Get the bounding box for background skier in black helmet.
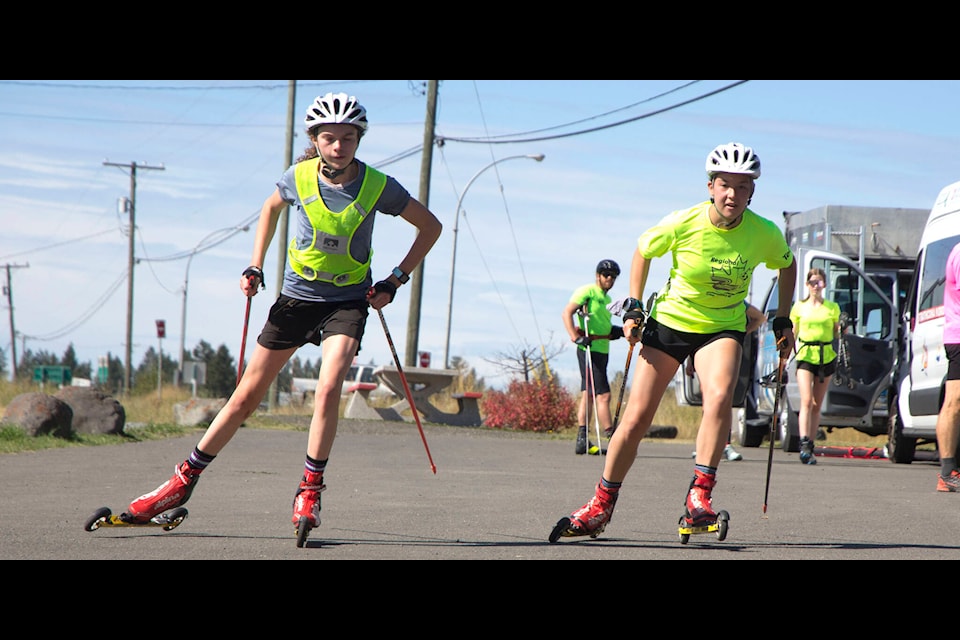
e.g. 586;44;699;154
562;259;625;454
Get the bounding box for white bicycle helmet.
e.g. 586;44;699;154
705;142;761;179
304;92;368;136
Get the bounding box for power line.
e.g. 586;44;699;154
438;80;750;144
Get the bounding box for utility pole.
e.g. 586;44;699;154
3;262;28;380
104;160;165;396
267;80;297;412
405;80;438;368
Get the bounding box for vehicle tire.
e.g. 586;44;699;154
735;409;765;448
887;395;917;464
779;407;800;452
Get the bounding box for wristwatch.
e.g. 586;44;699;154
391;266;410;284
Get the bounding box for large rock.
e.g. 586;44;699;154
3;393;73;438
54;386;125;435
174;398;227;427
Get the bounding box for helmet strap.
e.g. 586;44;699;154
316;145;355;180
710;202;743;229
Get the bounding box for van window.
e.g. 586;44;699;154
918;236;960;314
818;260;893;339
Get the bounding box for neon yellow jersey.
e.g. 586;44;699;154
790;298;841;365
639;201;793;334
569;283;612;355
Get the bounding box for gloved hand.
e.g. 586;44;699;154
242;266;265;291
773;316;794;355
609;325;624;340
575;335;592;348
367;279;397;303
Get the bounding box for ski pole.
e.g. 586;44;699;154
612;303;647;432
580;304;604;455
376;306;437;475
612;341;634;430
237;280;254;386
762;353;787;514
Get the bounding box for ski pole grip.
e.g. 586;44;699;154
772;316;793;349
242;266;265;291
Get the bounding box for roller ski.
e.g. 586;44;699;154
85;460;200;533
292;470;325;548
548;482;617;542
84;506;188;532
677;469;729;544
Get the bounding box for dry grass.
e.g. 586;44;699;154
0;379;891;451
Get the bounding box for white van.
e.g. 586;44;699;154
889;180;960;462
290;363;393;400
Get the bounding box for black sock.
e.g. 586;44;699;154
186;447;215;471
305;455;327;475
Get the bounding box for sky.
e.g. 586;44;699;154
1;79;959;393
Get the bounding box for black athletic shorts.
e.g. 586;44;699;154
947;344;960;381
797;359;837;378
577;348;611;395
641;316;745;365
257;294;368;351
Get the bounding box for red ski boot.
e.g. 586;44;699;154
549;483;619;541
291;470;326;528
126;461;201;523
682;469;717;527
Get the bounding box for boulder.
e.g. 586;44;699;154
174;397;226;427
54;386;125;435
3;392;73;438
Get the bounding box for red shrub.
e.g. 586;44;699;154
481;378;577;433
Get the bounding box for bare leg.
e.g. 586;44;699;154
197;343;297;455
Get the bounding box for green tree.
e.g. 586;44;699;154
206;344;236;398
105;352;125;395
16;348;59;382
133;347;179;394
0;345;7;378
61;343;92;380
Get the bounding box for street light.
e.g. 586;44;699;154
178;225;250;387
443;153;545;369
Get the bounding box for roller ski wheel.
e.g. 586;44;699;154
548;516;605;543
677;509;729;544
295;516;313;548
83;506;189;532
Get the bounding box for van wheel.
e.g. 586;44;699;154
887;396;917;464
735;409;765;448
779;407;800;452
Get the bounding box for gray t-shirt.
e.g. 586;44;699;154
276;160;410;302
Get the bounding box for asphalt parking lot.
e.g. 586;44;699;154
3;417;959;560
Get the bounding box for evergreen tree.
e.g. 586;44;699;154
61;343;92;380
206;344;236;398
133;347;180;394
106;352;125;395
